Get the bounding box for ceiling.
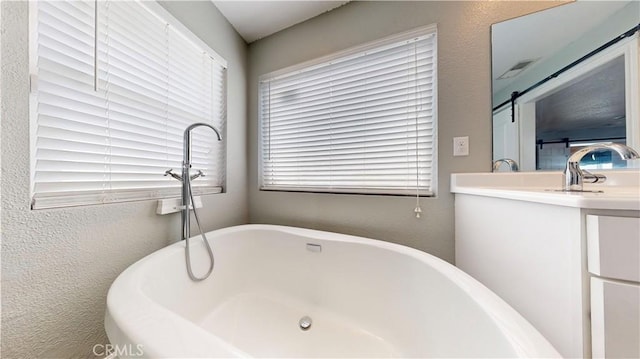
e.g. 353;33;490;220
212;1;349;43
536;56;625;139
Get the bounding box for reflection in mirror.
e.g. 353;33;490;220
536;56;626;170
491;1;639;171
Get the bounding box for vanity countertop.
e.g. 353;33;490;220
451;171;640;211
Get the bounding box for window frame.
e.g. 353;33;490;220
258;25;438;197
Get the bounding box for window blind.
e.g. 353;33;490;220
259;28;437;195
31;0;226;209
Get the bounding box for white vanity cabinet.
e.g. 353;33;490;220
451;171;640;359
587;215;640;358
454;194;587;357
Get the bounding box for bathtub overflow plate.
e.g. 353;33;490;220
299;316;312;331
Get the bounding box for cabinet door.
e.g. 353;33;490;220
591;277;640;358
587;215;640;282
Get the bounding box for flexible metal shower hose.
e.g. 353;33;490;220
184;180;215;281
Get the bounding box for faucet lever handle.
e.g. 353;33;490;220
582;170;606;184
190;170;205;181
164;169;183;181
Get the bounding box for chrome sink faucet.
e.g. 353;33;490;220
492;158;519;172
563;143;639;191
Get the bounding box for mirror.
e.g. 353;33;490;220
491;1;639;171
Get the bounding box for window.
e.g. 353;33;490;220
30;0;227;209
259;26;437;196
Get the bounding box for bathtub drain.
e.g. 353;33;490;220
299;316;312;331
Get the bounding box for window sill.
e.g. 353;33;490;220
259;186;434;197
31;186;223;210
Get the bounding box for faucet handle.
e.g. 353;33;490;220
190;170;205;181
582;169;606;184
164;169;183;181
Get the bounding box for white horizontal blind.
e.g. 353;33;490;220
31;0;226;209
259;29;437;195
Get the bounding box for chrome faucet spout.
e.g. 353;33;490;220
563;143;639;191
183;123;222;167
492;158;519;172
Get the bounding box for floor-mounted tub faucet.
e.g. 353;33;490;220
492;158;519;172
563;143;639;191
181;123;222;241
165;123;222;281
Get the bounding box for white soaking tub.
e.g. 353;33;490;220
105;224;560;358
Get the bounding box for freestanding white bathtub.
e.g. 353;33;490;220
105;224;560;358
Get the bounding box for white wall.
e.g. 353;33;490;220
247;1;562;262
0;1;247;358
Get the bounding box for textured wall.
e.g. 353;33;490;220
0;2;248;358
247;1;562;263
